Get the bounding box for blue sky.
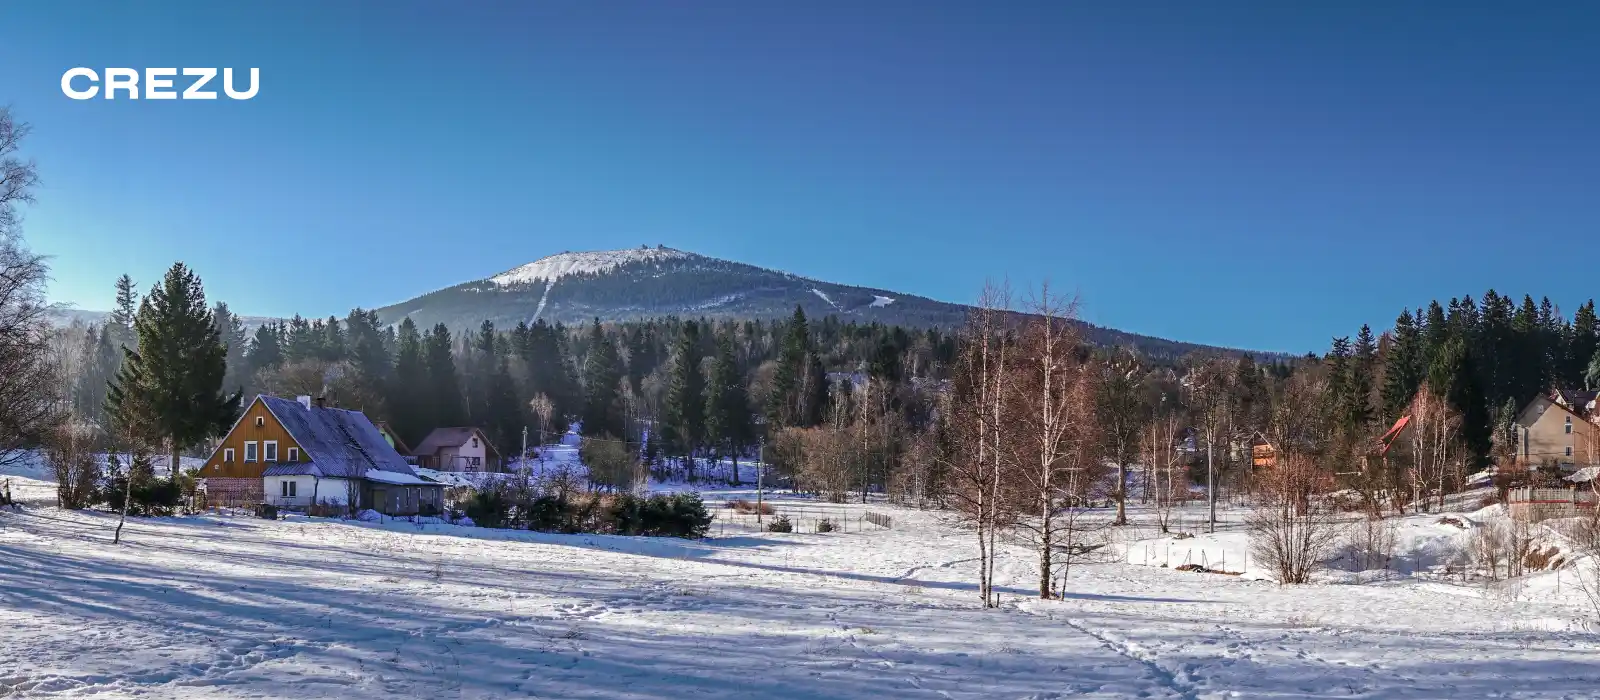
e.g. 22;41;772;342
2;1;1597;353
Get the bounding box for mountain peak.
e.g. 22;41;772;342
489;246;696;286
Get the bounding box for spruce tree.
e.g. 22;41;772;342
1571;301;1598;387
212;302;249;395
107;263;242;477
1381;309;1423;422
1428;338;1492;467
108;274;139;348
425;323;466;427
245;322;284;380
1349;325;1376;431
580;320;625;438
663;320;706;463
390;318;430;445
704;331;751;484
344;309;391;416
766;306;808;427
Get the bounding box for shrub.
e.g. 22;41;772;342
767;514;793;533
523;494;569;532
465;488;510;529
100;455;184;517
729;499;774;515
666;493;713;539
816;518;836;533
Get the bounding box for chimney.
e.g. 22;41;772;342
296;395;312;410
314;396;326;409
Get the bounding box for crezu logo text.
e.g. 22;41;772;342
61;68;259;100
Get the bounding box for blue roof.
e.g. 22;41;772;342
257;396;423;481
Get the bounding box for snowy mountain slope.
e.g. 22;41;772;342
375;246;1249;360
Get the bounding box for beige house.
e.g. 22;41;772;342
1512;394;1600;471
414;427;502;472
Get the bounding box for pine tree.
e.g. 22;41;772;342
580;320;626;438
245;322;284;381
107;263;242;476
663;320;706;464
1571;301;1598;388
1349;325;1376;431
766;306;808;427
485;355;526;461
212;301;249;395
1428;337;1492;467
108;274;139;348
1381;309;1424;423
344;309;391;416
704;331;751;484
390;318;430;446
425;323;466;427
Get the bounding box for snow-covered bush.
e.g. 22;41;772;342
356;509;382;522
815;518;836;533
767;514;793;533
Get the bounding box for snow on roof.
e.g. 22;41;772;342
364;470;437;486
1566;466;1600;483
489;247;691;286
262;463;324;478
258;395;419;481
413;427;500;458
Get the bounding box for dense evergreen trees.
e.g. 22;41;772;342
107;263;242;471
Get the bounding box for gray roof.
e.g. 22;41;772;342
257;395;423;481
261;462;324;478
414;427;500;458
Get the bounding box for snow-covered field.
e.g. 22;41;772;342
6;484;1600;699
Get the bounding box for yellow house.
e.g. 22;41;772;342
1513;394;1600;471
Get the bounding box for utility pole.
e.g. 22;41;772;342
755;415;767;528
757;432;766;528
521;426;529;473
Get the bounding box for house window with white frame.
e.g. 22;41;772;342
287;447;299;462
224;448;235;463
264;440;278;462
244;441;258;463
1566;416;1573;434
280;480;297;498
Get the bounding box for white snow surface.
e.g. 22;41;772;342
489;247;692;287
6;487;1600;698
810;288;840;310
870;295;895;307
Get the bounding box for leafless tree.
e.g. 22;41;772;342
1185;357;1233;532
46;421;101;509
942;281;1015;608
0;108;58;469
1249;370;1341;584
1003;285;1099;599
1407;384;1462;513
1095;350;1147;526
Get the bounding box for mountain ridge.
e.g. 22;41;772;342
374;246;1268;362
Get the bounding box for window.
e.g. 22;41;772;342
280;480;297;498
264;441;278;462
1567;446;1574;457
1566;417;1573;434
255;416;265;427
471;456;481;466
471;437;479;448
287;447;299;462
224;448;235;463
244;441;258;462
